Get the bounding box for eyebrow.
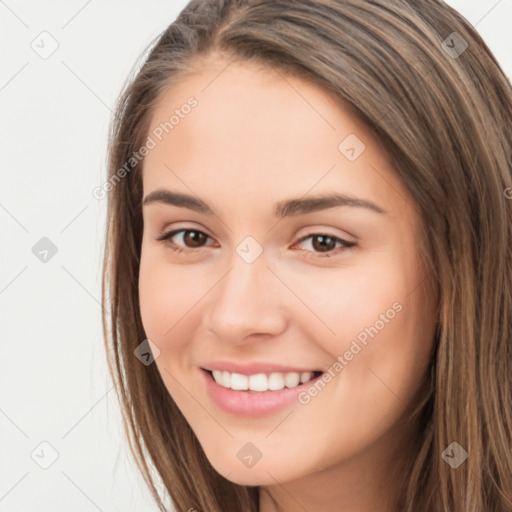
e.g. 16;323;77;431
142;189;387;217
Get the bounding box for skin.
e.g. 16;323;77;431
138;54;438;512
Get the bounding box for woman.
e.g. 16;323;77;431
101;1;512;510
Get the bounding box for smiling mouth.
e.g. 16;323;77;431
202;368;323;392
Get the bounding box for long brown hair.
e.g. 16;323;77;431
101;1;512;510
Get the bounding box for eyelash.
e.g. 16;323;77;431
155;228;357;258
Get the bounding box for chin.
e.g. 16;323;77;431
218;467;279;486
205;451;304;486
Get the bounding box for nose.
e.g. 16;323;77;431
204;251;288;345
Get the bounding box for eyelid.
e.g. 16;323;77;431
156;227;217;247
156;227;357;257
296;229;357;245
292;232;357;256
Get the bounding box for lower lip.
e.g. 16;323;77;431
201;369;322;417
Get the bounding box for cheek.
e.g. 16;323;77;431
138;256;203;416
138;248;219;363
284;257;409;350
137;250;223;434
291;255;435;396
350;290;433;410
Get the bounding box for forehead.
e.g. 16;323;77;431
142;59;410;216
149;62;343;148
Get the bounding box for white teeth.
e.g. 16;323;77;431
249;373;268;392
210;370;318;391
284;372;300;388
300;371;314;384
230;373;249;390
268;372;284;390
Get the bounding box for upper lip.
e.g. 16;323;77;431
200;361;323;375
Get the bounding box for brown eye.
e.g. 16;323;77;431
294;233;356;257
182;230;208;247
156;229;214;252
311;235;338;252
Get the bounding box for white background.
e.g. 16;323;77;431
1;1;511;511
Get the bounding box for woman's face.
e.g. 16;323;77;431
138;57;437;490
